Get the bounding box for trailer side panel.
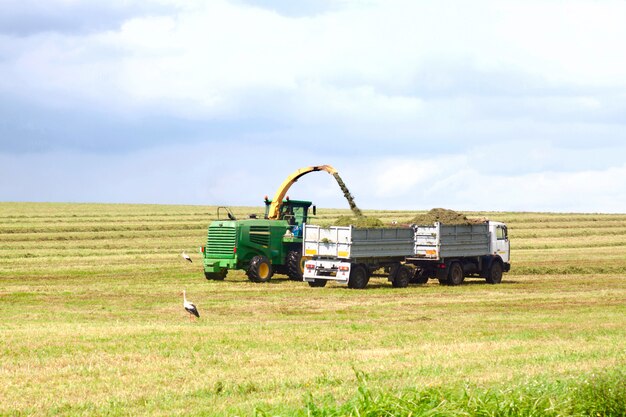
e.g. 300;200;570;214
303;225;413;259
439;224;490;258
414;223;490;259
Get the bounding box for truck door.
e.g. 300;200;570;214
494;225;510;263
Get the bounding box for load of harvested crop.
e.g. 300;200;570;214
327;209;484;228
411;208;486;225
333;215;384;227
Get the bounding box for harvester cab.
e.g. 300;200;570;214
263;197;314;237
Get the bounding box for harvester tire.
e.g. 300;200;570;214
392;265;411;288
308;279;327;288
348;264;369;289
486;260;503;284
247;255;273;283
286;251;305;281
205;269;227;281
447;262;464;286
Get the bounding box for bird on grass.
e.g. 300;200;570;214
182;290;200;321
181;251;192;263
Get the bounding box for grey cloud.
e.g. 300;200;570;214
0;0;178;36
0;95;289;154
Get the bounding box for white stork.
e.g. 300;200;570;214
182;290;200;321
181;251;192;263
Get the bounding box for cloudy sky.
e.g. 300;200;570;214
1;0;625;213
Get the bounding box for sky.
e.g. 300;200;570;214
1;0;625;213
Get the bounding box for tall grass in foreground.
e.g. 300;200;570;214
257;370;625;417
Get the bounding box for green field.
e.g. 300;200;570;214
1;202;624;416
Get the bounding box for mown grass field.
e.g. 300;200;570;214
0;202;624;416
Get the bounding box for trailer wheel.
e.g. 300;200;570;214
308;279;327;288
247;255;273;283
486;261;503;284
392;265;411;288
447;262;464;286
286;251;305;281
348;264;369;289
205;269;227;281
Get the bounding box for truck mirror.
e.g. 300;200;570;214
313;205;316;216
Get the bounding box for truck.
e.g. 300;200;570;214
201;165;340;283
302;221;510;289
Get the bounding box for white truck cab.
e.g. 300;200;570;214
490;222;510;264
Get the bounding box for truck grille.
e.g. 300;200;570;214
207;226;236;256
249;225;270;247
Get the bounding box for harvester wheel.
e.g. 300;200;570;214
247;255;273;283
308;279;327;288
486;260;503;284
348;264;369;289
204;269;227;281
286;251;305;281
447;262;464;286
392;265;410;288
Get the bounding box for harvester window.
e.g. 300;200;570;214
292;206;304;224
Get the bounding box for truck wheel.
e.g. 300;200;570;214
392;265;410;288
286;251;305;281
486;261;503;284
348;264;369;289
204;269;227;281
247;255;273;283
308;279;327;288
447;262;464;286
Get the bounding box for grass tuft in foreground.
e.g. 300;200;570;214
255;369;625;417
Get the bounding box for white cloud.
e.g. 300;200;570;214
489;0;626;86
5;0;626;119
342;142;626;213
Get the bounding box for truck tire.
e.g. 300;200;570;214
486;260;503;284
392;265;410;288
308;279;327;288
447;262;464;286
247;255;273;283
348;264;369;289
205;269;227;281
286;251;305;281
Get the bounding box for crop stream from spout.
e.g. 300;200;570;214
332;172;363;217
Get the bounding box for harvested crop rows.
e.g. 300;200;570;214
0;202;624;416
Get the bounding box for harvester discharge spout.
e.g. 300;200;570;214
266;165;362;220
